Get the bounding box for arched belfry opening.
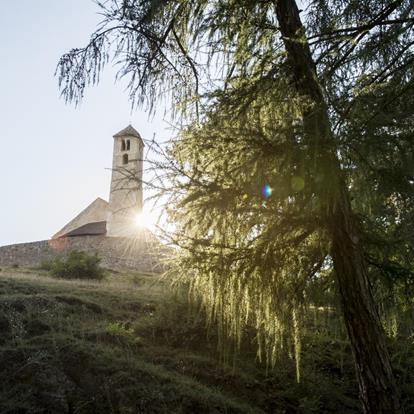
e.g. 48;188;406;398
122;154;129;164
121;140;126;151
126;140;130;150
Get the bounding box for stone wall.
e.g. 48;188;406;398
0;234;164;272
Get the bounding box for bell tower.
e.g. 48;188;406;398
107;125;144;237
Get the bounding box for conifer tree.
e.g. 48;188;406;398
57;1;414;412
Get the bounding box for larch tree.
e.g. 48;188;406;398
57;1;414;412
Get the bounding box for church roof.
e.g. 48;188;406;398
113;125;143;141
62;221;107;238
52;197;108;239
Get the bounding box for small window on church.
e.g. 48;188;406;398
123;154;129;164
126;140;130;150
121;140;126;151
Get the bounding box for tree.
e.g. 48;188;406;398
57;1;414;412
274;2;401;412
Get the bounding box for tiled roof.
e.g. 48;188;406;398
113;125;142;140
62;221;107;238
52;198;108;239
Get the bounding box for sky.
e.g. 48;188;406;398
0;1;170;246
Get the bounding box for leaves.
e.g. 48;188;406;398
57;0;414;381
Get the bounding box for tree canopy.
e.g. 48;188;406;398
57;1;414;412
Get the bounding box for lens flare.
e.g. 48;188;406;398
134;210;156;230
262;184;272;199
291;176;305;192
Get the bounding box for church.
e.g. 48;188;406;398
0;125;160;272
53;125;145;239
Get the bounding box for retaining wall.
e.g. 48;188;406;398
0;234;163;272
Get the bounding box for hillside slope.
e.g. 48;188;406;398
0;267;397;413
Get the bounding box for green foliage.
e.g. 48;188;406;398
38;259;52;271
137;289;211;350
57;1;414;407
106;321;139;345
46;250;106;280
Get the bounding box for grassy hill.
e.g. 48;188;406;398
0;266;411;413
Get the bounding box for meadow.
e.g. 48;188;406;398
0;266;412;413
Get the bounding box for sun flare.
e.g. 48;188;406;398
134;210;157;230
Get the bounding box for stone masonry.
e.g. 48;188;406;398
0;234;164;272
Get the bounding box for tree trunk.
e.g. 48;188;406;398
330;184;402;413
274;0;402;412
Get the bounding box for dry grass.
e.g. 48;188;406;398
0;266;263;414
3;265;410;413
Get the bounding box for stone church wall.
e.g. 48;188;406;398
0;235;164;273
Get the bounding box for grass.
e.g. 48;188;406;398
0;268;262;414
0;266;412;413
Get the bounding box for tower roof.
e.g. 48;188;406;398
113;125;143;140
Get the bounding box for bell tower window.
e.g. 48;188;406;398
122;154;129;164
121;140;126;151
126;140;130;150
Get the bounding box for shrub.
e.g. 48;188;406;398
48;250;106;280
38;260;52;271
106;322;139;345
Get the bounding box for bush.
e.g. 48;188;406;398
106;322;140;345
47;250;106;280
38;260;52;271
